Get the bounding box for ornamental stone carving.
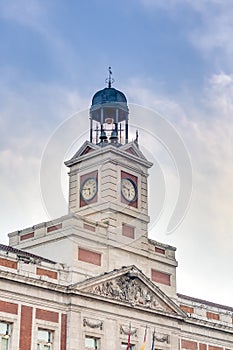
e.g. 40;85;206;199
87;274;167;311
120;325;137;337
83;318;103;330
155;334;169;343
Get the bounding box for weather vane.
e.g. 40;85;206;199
106;66;115;88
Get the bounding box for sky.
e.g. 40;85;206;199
0;0;233;306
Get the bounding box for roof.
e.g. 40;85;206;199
91;87;127;106
0;244;56;264
177;293;233;312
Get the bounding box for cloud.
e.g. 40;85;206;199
139;0;233;70
189;5;233;68
122;73;233;304
0;1;80;80
0;0;45;30
0;68;89;239
127;73;233;244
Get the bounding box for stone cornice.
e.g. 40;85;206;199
0;270;67;293
183;315;233;334
65;142;153;169
1;270;233;334
148;238;176;252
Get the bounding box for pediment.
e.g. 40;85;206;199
73;266;186;317
121;142;150;163
65;141;99;166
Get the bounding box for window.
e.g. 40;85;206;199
0;322;10;350
37;329;53;350
121;343;135;350
85;336;99;350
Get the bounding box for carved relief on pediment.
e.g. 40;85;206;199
86;274;170;312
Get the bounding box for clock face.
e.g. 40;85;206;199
80;178;97;201
121;178;137;202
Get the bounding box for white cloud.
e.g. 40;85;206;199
124;77;231;239
124;78;187;124
139;0;233;70
190;8;233;66
122;74;233;305
0;0;45;30
0;1;80;79
0;69;89;240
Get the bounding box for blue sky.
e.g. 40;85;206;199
0;1;233;306
0;1;210;93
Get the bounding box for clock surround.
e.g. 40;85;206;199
121;170;138;208
80;170;98;207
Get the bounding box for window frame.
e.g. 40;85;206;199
85;335;100;350
37;328;53;350
0;321;11;350
121;342;136;350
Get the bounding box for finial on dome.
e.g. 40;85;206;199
105;66;115;88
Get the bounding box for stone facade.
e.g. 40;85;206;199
0;242;233;349
1;85;233;350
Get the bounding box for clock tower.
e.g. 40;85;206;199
65;72;153;244
9;71;178;297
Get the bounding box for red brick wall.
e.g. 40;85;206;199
155;247;165;254
78;248;101;266
180;304;194;314
151;269;171;286
36;267;58;279
181;341;223;350
0;300;18;314
206;311;220;320
83;223;96;232
36;308;59;323
122;224;135;239
60;314;67;350
47;223;62;233
181;339;197;350
20;232;34;241
0;257;17;269
19;305;33;350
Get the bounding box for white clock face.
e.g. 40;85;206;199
81;178;97;201
121;178;137;202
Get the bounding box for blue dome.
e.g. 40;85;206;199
91;87;127;106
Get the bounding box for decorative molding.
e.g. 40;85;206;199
83;318;103;330
155;334;169;343
120;325;137;337
87;272;169;312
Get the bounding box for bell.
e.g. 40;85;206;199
99;130;108;143
109;130;118;143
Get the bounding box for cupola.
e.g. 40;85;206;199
89;67;129;146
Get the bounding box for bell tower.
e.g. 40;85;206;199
89;67;129;146
65;69;153;242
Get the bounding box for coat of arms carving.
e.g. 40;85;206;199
87;274;170;312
